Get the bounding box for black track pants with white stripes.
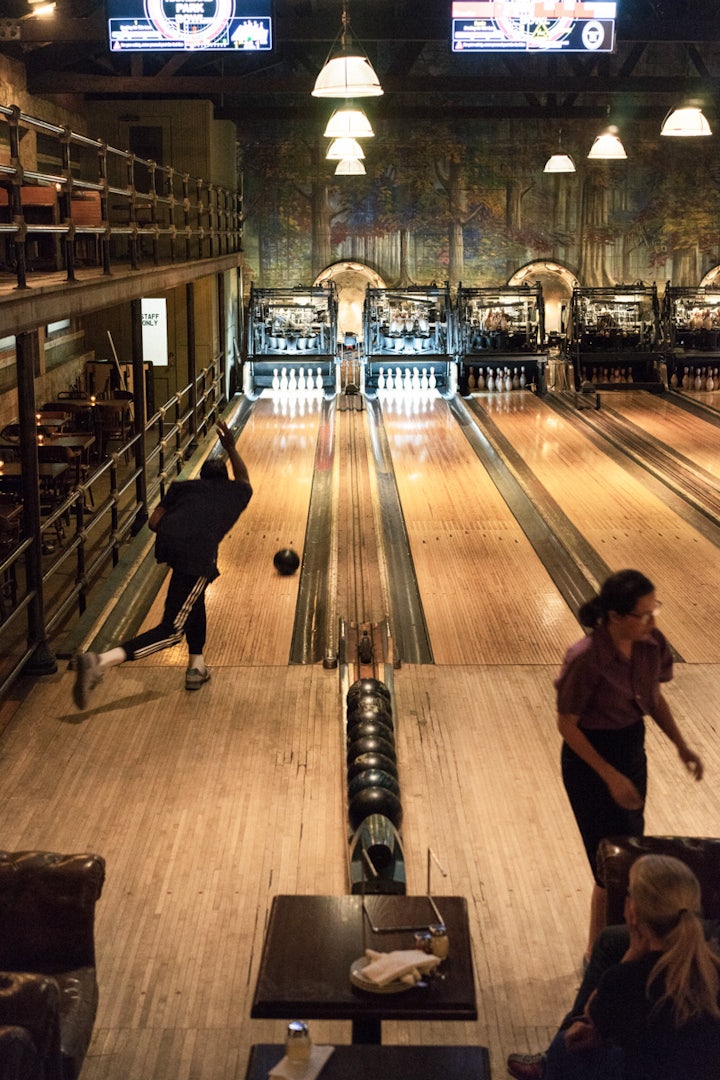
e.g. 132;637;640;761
121;570;209;660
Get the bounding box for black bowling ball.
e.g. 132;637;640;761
348;786;403;830
347;679;391;706
347;768;400;799
347;752;399;782
346;720;392;745
347;694;392;723
346;735;396;766
347;709;394;736
273;548;300;575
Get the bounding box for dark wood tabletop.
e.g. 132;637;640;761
0;461;69;480
245;1043;491;1080
251;895;477;1043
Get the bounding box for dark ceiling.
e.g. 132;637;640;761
1;1;719;126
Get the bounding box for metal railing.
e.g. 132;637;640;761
0;103;242;288
0;361;223;698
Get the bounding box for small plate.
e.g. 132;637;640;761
349;955;416;994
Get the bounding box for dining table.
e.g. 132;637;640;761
244;1043;491;1080
251;894;477;1044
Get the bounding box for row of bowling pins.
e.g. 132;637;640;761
468;366;527;391
581;366;635;383
672;366;720;392
377;366;437;392
272;367;324;393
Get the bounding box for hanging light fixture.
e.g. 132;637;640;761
335;158;366;175
324;105;374;139
587;126;627;160
660;106;712;136
544;131;575;173
326;137;365;161
312;2;383;99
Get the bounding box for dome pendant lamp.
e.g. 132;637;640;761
312;2;383;99
544;131;575;173
323;105;375;139
587;126;627;160
660;106;712;137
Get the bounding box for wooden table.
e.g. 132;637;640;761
0;460;69;486
251;895;477;1044
245;1043;491;1080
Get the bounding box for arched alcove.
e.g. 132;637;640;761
699;265;720;288
314;261;387;343
508;260;578;334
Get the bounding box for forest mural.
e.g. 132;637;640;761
239;114;720;292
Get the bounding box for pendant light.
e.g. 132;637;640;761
312;2;383;99
587;126;627;160
544;132;575;173
326;137;365;161
324;105;374;139
660;106;712;137
335;159;366;175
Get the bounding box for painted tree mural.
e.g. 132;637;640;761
239;114;720;292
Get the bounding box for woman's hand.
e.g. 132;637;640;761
564;1019;600;1052
606;771;643;810
216;420;234;450
678;745;704;781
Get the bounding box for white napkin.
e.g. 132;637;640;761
360;947;441;987
268;1044;334;1080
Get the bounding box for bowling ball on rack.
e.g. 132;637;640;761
347;678;391;706
347;707;394;735
273;548;300;575
347;752;398;782
346;734;396;766
346;720;391;745
347;768;400;799
346;694;392;723
348;786;403;830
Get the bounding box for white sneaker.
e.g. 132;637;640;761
185;667;211;691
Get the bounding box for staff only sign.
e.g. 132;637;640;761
141;298;169;366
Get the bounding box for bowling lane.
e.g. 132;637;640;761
477;391;720;663
136;393;323;668
378;394;579;665
608;390;720;478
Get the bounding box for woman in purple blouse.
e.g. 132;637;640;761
555;569;704;963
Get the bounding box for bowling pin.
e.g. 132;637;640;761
486;369;494;393
289;367;297;392
272;368;280;391
386;368;394;391
682;366;689;389
316;368;323;391
706;368;714;392
395;367;402;391
421;368;429;391
280;367;288;392
476;367;485;391
298;367;306;391
429;368;437;390
468;367;476;390
695;368;703;392
404;368;412;393
412;367;420;392
504;368;512;392
519;366;526;389
378;366;386;391
512;367;520;390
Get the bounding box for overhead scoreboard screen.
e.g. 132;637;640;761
107;0;273;52
452;1;617;53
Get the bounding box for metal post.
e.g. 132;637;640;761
130;298;148;531
16;331;56;674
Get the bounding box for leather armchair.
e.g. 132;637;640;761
597;835;720;928
0;851;105;1080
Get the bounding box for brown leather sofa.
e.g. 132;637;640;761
597;834;720;928
0;851;106;1080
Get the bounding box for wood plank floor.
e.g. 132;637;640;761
1;386;719;1080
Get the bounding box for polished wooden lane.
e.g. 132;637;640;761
476;391;720;663
609;389;720;479
379;395;580;665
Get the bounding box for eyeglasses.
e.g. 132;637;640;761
626;601;662;625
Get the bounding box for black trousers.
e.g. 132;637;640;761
121;570;209;660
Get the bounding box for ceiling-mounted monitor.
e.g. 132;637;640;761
108;0;273;52
452;1;617;54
